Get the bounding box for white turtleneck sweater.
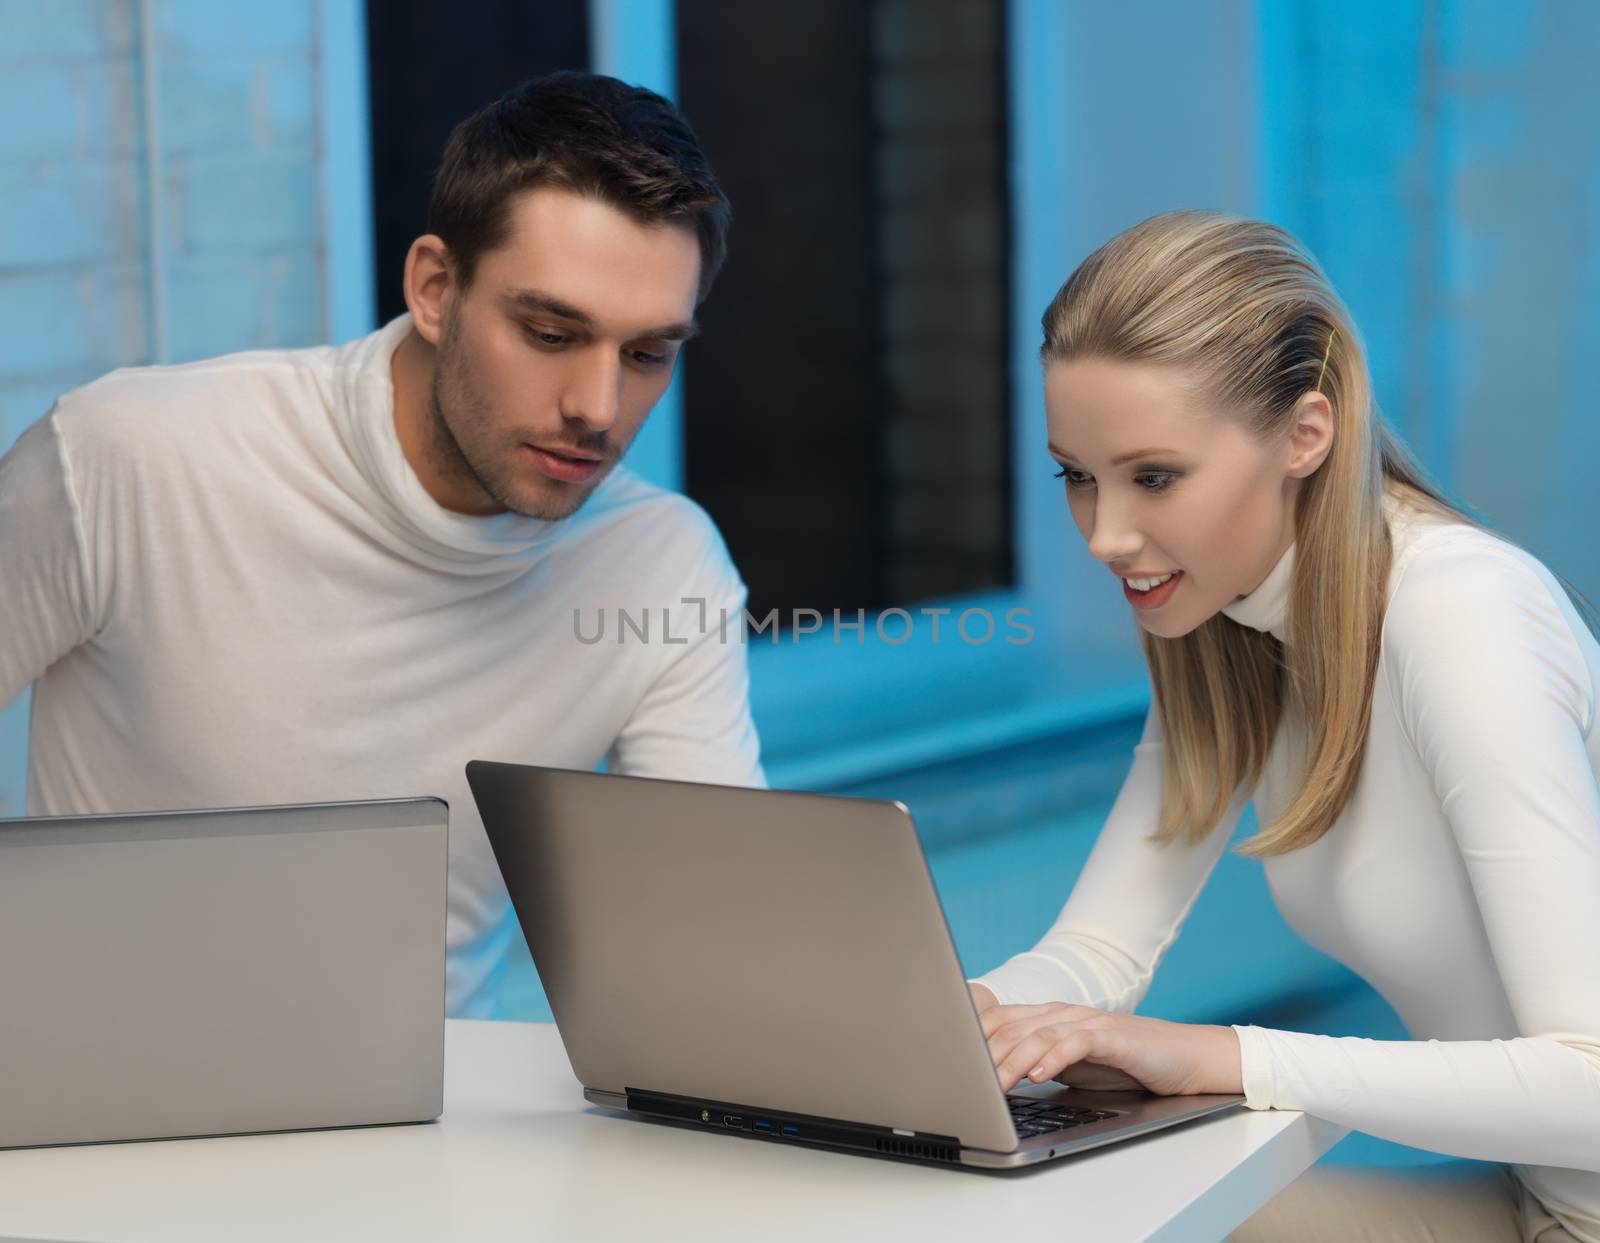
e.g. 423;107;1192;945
0;314;765;1016
977;492;1600;1242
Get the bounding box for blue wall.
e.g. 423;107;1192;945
2;14;1597;1178
7;2;1597;807
0;0;370;814
1262;0;1600;602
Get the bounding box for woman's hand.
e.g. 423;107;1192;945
978;1000;1243;1097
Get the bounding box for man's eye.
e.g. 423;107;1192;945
525;326;569;347
629;347;671;368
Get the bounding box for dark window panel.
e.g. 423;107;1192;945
677;0;886;621
365;1;590;326
678;0;1011;624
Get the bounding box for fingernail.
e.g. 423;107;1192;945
1028;1066;1045;1080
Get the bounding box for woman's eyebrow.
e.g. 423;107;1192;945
1049;445;1183;465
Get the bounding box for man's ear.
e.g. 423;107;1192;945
1286;390;1335;479
402;234;455;346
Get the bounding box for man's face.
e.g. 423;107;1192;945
1044;356;1299;639
429;186;702;520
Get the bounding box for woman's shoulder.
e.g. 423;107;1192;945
1379;489;1598;725
1383;487;1553;604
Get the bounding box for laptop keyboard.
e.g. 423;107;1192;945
1007;1095;1121;1138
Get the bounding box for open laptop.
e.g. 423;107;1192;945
0;798;449;1149
467;761;1243;1170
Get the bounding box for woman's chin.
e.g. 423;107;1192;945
1134;609;1204;639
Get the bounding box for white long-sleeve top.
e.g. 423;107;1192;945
976;491;1600;1242
0;313;765;1016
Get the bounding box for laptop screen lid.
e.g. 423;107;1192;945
467;761;1016;1152
0;798;448;1149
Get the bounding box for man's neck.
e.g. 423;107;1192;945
390;327;435;488
389;327;500;516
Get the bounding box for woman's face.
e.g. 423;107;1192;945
1043;355;1329;639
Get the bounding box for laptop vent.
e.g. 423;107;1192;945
874;1136;958;1163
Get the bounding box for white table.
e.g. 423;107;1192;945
0;1020;1345;1242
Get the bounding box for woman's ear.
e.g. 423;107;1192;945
1285;391;1335;479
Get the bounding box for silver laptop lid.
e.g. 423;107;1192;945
468;762;1016;1152
0;798;448;1149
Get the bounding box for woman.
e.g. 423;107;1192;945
967;211;1600;1242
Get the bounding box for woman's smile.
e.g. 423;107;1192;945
1122;569;1184;610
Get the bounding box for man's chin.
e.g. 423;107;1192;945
497;476;607;522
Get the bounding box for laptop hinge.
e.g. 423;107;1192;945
625;1087;962;1163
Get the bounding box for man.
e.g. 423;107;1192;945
0;72;765;1016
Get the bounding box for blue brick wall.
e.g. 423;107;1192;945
0;0;328;434
1261;0;1600;608
1189;0;1598;1171
0;0;335;814
0;2;145;456
4;7;1598;1107
153;0;325;362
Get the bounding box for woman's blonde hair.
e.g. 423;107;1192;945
1042;209;1593;858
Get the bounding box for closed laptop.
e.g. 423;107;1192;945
0;798;448;1149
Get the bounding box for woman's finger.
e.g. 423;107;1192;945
978;1002;1056;1039
987;1008;1058;1045
985;1010;1085;1067
978;1001;1098;1040
995;1024;1090;1092
1015;1026;1114;1089
983;1003;1099;1050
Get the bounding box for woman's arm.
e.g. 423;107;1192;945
973;700;1246;1010
1230;542;1600;1172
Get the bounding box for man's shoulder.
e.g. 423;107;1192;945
571;467;740;588
50;341;338;457
586;465;716;530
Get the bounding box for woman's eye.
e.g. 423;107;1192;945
1051;466;1178;492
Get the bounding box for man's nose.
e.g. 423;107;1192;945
559;346;622;432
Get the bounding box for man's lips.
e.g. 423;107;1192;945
525;444;603;483
529;441;602;462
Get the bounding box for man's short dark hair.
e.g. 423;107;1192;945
427;71;730;303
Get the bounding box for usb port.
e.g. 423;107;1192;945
781;1124;799;1136
754;1120;772;1131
